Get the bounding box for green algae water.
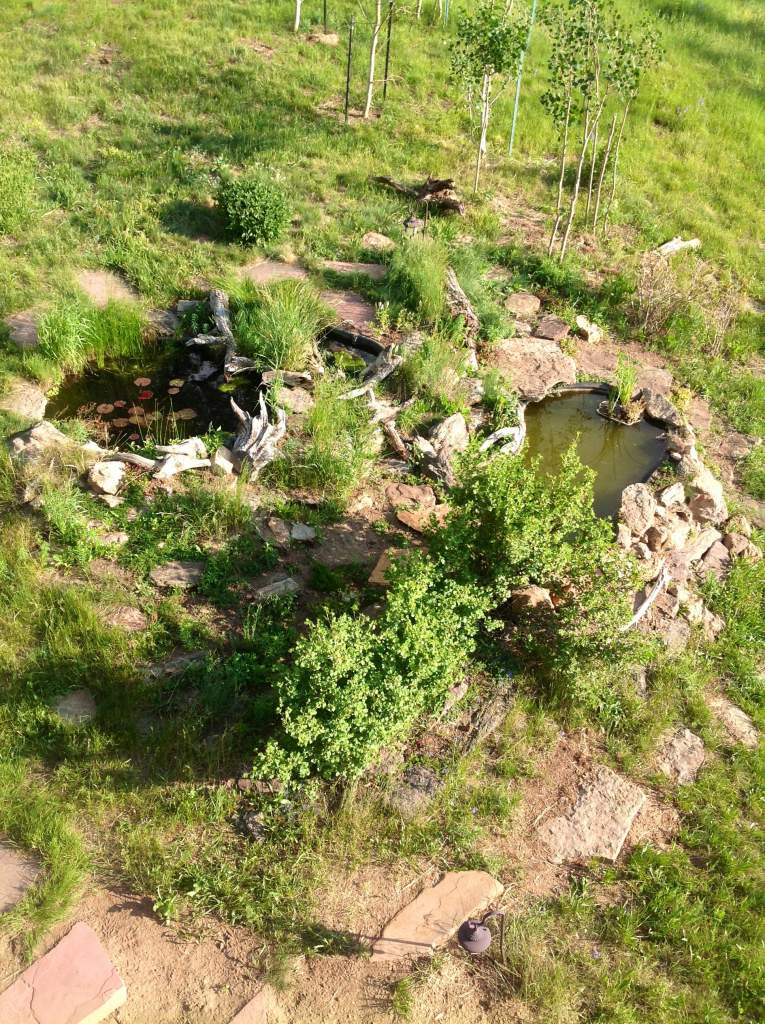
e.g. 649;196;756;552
524;391;667;519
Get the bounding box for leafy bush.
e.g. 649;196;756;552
233;280;335;370
387;237;448;323
217;171;289;246
257;553;491;782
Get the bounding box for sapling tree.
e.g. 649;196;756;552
364;0;384;118
294;0;302;33
450;0;528;193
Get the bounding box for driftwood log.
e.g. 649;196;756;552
372;175;465;215
621;564;671;632
445;269;479;369
187;289;257;377
231;392;286;473
654;237;701;257
479;404;527;456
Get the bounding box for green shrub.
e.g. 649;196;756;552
217;171;290;246
257;553;491;782
387;237;448;323
233;280;335;370
0;146;41;235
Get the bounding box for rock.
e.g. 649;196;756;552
212;445;235;476
538;766;647;863
510;586;554;615
664;617;691;652
700;607;725;640
683;527;722;563
143;650;205;681
4;310;39;349
534;315;570;342
0;841;39;913
723;532;750;557
362;231;395;252
176;299;200;314
644;525;670;552
386;482;436;508
430;413;469;458
229;986;278;1024
619;483;656;536
76;269;139;307
708;696;759;749
101;531;129;546
397;505;449;533
699;541;731;580
87;460;127;496
388;765;444;819
369;549;394;586
236;260;309;286
640;389;684;429
617;523;632;548
237;809;268;843
275;386;314;413
148;308;180;338
574;314;602;344
371;871;504;960
664;515;692;551
322;259;387;281
505;292;541;320
511;318;532;336
0;379;47;421
259;517;292;548
9;420;69;462
307;30;340;45
54;689;97;725
656;728;705;784
668;550;693;585
0;921;126;1024
290;522;316;542
253;577;299;601
688;467;728;525
98;494;124;509
100;606;148;632
727;515;752;539
150;561;205;588
487;336;577;402
320;289;377;330
659;482;685;507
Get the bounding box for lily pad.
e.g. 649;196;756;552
167;387;180;396
128;432;140;441
169;378;185;388
173;408;197;420
96;403;114;415
134;376;152;387
128;406;146;416
112;417;130;428
138;389;154;400
113;400;127;409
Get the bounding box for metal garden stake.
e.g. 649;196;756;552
382;1;395;101
345;17;355;125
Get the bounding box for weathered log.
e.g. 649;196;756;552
479;403;527;456
231;392;286;474
372;175;465;215
261;369;314;388
153;455;212;480
458;689;513;754
365;389;410;460
654;237;701;257
339;346;403;400
108;452;157;471
445;269;480;363
621;564;670;632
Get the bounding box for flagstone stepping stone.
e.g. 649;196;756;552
236;260;309;285
369;549;394;586
53;689;97;725
535;315;570;342
0;920;126;1024
275;385;314;414
149;560;205;588
708;695;759;748
362;231;395;252
487;336;576;402
253;576;300;602
100;606;148;632
386;482;436;508
0;841;39;913
290;522;316;542
396;505;449;534
75;269;139;308
307;30;340;46
371;870;504;960
4;310;39;349
656;727;706;784
322;259;387;281
229;985;277;1024
143;650;206;681
538;765;647;864
505;291;541;320
0;379;47;422
320;289;377;330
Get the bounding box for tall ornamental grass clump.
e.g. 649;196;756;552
232;280;335;371
37;301;145;374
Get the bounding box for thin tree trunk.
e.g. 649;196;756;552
548;92;572;256
473;73;491;193
559;95;607;260
364;0;383;119
416;0;423;18
294;0;302;32
603;101;630;232
585;120;598;225
593;111;617;232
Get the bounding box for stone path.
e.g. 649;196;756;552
708;695;759;748
53;689;97;725
0;922;126;1024
235;260;309;286
75;270;139;307
322;259;386;281
4;310;39;349
371;871;503;960
538;765;646;863
656;727;706;784
149;560;205;588
0;841;39;913
320;289;377;331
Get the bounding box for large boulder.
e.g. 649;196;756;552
430;413;469;458
8;420;70;462
687;466;728;525
88;460;127;496
0;379;47;422
505;291;541;320
487;336;576;402
640;388;684;429
619;483;656;536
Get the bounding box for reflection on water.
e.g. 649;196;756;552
524;391;667;518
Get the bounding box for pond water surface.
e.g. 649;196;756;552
524;390;667;519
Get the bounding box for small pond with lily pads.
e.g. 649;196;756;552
524;388;667;519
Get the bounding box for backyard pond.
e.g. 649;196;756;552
524;390;667;518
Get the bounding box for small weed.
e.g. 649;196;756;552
741;445;765;500
391;976;413;1019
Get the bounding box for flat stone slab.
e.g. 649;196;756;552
149;560;205;588
229;986;275;1023
143;650;205;681
4;310;39;349
0;379;47;421
369;549;394;586
505;291;541;320
371;871;503;960
535;315;570;342
0;841;39;913
362;231;395;252
708;696;759;748
75;270;139;307
539;766;647;863
53;689;97;725
99;606;149;632
0;921;126;1024
235;260;308;285
320;289;377;330
656;727;705;784
487;336;576;402
322;259;386;281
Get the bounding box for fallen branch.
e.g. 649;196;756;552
153;455;211;480
339;346;403;400
445;269;479;368
365;389;409;460
621;564;670;632
107;452;157;471
231;392;286;473
186;290;257;377
371;175;465;215
479;404;527;456
654;237;701;257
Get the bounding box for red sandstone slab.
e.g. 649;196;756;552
322;259;387;281
371;871;503;960
229;986;272;1023
236;260;308;285
320;289;377;329
0;922;126;1024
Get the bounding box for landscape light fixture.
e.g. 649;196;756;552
457;909;503;955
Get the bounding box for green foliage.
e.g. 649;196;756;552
741;445;765;500
37;301;146;374
481;369;519;431
39;481;104;567
258;553;491;783
397;326;472;424
609;351;639;413
0;145;41;235
232;280;335;370
387;238;448;324
217;170;290;246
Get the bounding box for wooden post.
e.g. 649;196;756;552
382;0;394;102
345;17;355;126
323;0;328;32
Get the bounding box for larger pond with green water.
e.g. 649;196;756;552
524;390;667;519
